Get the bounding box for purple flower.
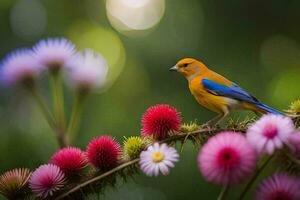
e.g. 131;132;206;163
33;38;76;72
65;49;108;92
1;49;41;85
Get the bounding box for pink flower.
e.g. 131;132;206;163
49;147;87;175
256;173;300;200
141;104;181;139
288;131;300;154
0;49;41;85
86;136;121;170
198;132;257;185
246;114;294;155
33;38;76;72
139;143;179;176
29;164;65;198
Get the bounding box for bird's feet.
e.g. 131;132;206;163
200;123;214;132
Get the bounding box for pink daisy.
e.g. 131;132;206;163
33;38;76;72
65;49;108;92
139;143;179;176
29;164;65;198
198;132;257;185
0;49;41;85
49;147;87;175
141;104;181;139
256;173;300;200
86;136;121;170
246;114;294;155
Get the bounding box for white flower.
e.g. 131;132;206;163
33;38;76;71
246;114;294;155
65;49;109;92
139;143;179;176
0;49;41;85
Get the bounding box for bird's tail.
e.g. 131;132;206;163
254;102;285;116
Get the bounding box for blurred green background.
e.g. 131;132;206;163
0;0;300;199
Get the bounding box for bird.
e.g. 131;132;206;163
169;58;284;126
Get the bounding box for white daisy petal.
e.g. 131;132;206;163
139;143;179;176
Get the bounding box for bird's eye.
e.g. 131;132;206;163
183;63;188;67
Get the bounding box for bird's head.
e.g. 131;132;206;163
169;58;208;80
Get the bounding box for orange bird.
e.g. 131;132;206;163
170;58;283;125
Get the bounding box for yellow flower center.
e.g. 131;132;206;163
151;151;165;163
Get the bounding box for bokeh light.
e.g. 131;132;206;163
9;0;47;40
67;21;126;90
260;35;300;72
268;68;300;107
106;0;165;36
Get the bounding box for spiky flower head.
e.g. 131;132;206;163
0;168;31;199
255;173;300;200
29;164;65;198
86;136;121;171
286;100;300;115
198;132;257;185
141;104;181;139
0;49;41;86
246;114;294;155
123;136;146;159
65;49;108;93
33;38;76;73
49;147;87;176
180;121;199;133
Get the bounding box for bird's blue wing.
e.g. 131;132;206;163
201;79;258;103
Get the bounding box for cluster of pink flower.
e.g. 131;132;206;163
138;105;300;199
29;136;121;198
199;114;300;199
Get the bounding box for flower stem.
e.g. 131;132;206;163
27;86;55;128
67;92;87;143
217;185;229;200
27;85;68;148
238;154;274;200
49;72;66;131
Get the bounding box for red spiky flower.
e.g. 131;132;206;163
49;147;87;176
86;136;121;170
141;104;181;139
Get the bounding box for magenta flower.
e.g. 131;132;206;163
33;38;76;72
29;164;65;198
65;49;108;92
139;143;179;176
141;104;181;139
256;173;300;200
247;114;294;155
86;136;121;170
0;49;41;85
198;132;257;185
49;147;87;175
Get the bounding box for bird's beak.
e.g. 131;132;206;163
169;65;178;72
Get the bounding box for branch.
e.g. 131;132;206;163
55;126;244;200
